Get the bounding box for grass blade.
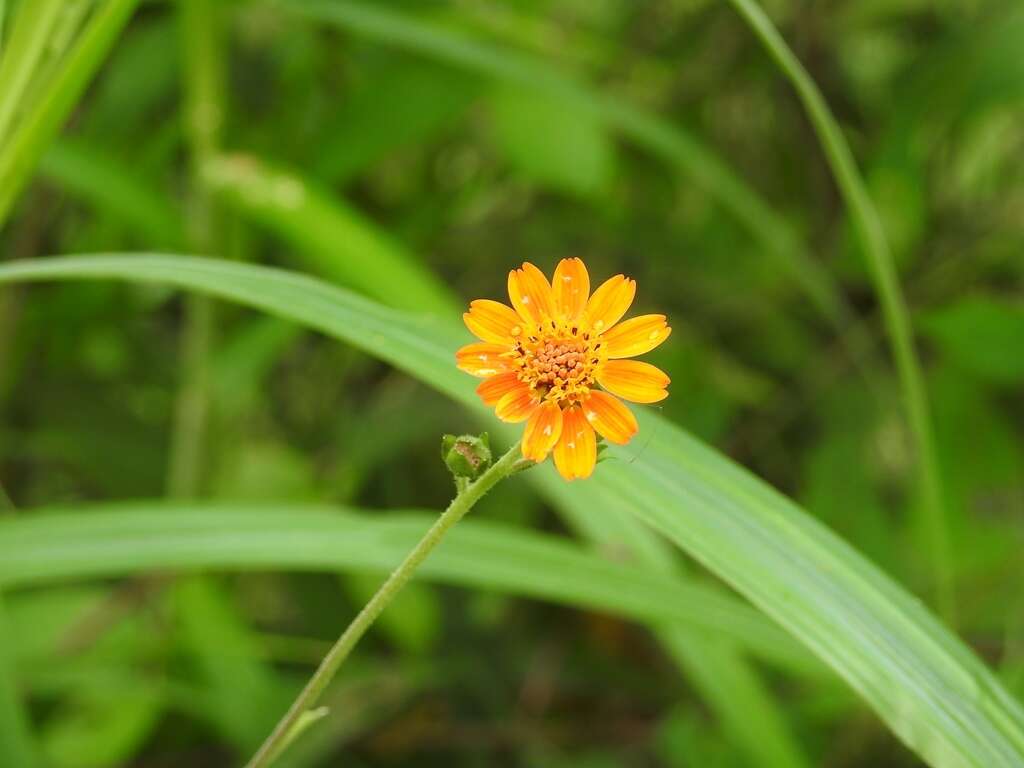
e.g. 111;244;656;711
203;153;456;315
0;254;1020;767
0;0;64;145
39;138;184;248
0;0;141;229
722;0;953;622
0;505;816;677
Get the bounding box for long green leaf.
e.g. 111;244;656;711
0;0;141;228
39;138;184;248
0;505;814;676
722;0;953;622
203;153;456;315
0;254;1021;767
0;0;63;145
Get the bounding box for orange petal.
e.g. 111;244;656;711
584;275;636;333
477;372;523;406
583;391;638;445
552;257;590;321
495;385;541;423
464;300;522;344
507;262;556;325
596;360;670;404
553;406;597;480
521;402;564;462
456;342;513;377
602;314;672;358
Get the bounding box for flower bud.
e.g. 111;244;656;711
441;433;492;481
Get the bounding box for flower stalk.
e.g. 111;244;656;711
245;440;529;768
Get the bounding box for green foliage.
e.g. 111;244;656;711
2;254;1023;767
1;0;1023;766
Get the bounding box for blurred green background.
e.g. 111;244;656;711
0;0;1022;766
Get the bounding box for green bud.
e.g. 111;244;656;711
441;433;492;480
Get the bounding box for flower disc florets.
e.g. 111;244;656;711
512;321;603;405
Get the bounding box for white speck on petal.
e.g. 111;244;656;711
521;295;531;304
567;441;576;449
543;425;553;436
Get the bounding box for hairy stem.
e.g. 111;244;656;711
245;441;527;768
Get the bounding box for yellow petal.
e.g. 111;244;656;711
476;372;523;406
456;342;513;377
583;391;638;445
521;402;564;462
495;385;541;423
507;262;556;325
552;257;590;321
602;314;672;358
596;360;669;404
584;275;636;333
464;300;523;344
553;406;597;480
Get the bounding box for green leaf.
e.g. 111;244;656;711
40;138;184;248
0;0;64;144
0;505;811;676
1;254;1022;767
202;153;456;315
0;0;142;227
41;687;161;768
173;578;287;751
487;84;615;197
922;298;1024;385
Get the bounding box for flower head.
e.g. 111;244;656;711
457;259;671;480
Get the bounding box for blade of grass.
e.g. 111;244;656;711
39;138;184;248
0;255;1020;767
0;505;819;676
0;0;141;229
0;0;63;145
203;153;456;315
722;0;953;624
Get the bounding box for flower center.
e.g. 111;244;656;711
511;322;603;405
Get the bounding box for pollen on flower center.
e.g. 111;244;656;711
512;324;603;405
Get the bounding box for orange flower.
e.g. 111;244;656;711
457;259;671;480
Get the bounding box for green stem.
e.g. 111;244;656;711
168;0;224;497
245;441;527;768
723;0;954;624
